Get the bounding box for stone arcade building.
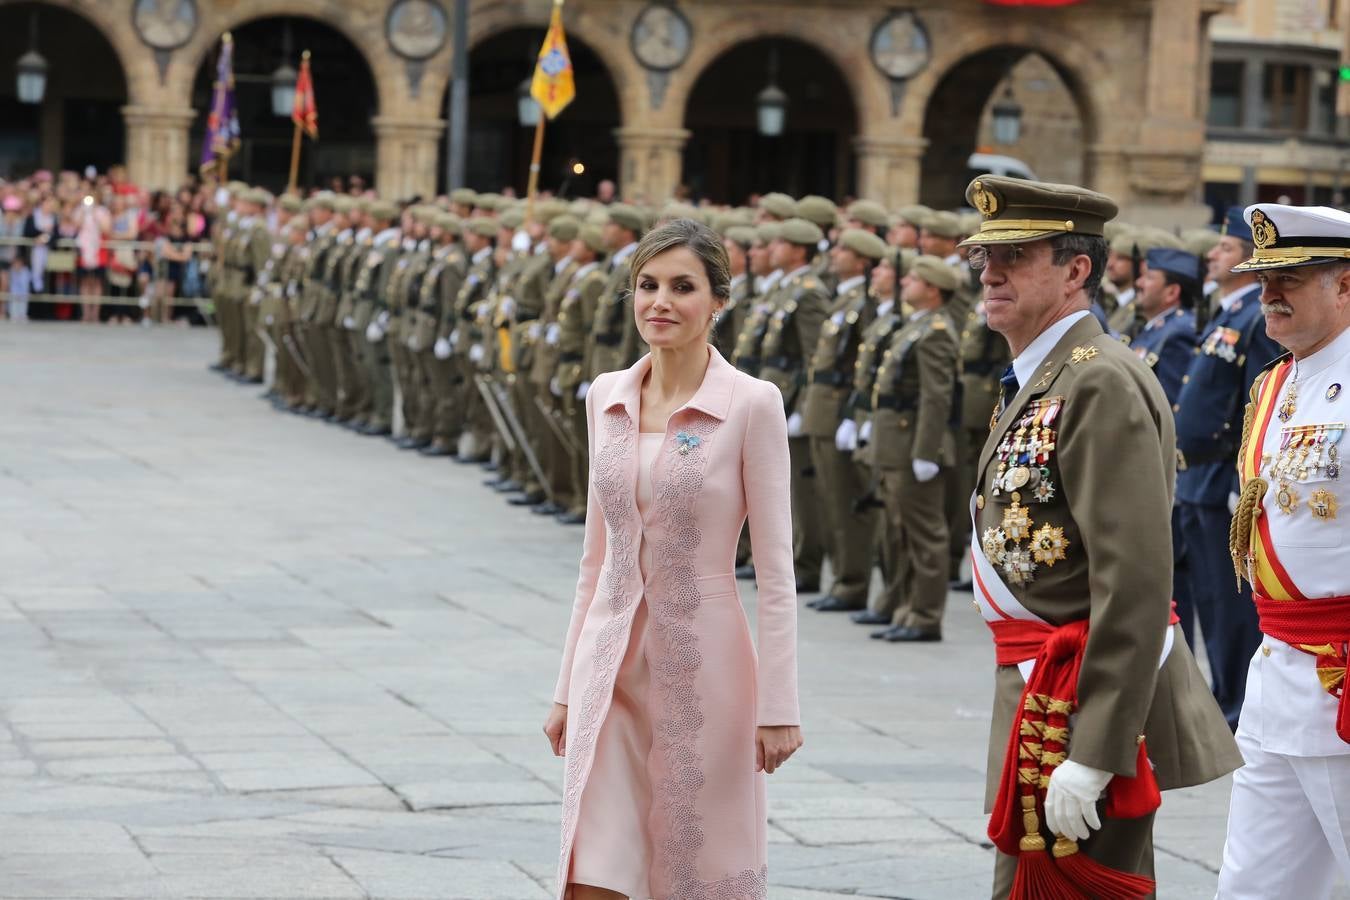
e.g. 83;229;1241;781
0;0;1226;220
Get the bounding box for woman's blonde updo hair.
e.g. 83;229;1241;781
629;217;732;305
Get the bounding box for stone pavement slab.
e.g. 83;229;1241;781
0;323;1342;899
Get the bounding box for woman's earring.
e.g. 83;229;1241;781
711;312;721;327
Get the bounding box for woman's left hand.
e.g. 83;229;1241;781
755;725;803;775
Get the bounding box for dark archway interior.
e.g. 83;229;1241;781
191;17;377;192
0;2;127;178
448;28;620;197
921;47;1090;209
683;38;857;205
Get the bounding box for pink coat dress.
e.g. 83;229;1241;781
553;346;800;899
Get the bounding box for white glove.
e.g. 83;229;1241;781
912;459;940;483
249;290;262;307
264;314;275;326
343;316;356;330
406;334;418;351
511;230;532;253
859;419;873;446
546;323;562;345
469;344;485;364
499;297;516;318
1044;760;1112;841
434;337;452;360
835;419;858;452
449;328;460;346
1228;491;1240;515
786;412;803;438
550;376;563;398
365;321;383;343
377;310;390;327
528;322;544;340
576;380;590;400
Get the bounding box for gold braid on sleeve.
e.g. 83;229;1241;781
1230;477;1268;590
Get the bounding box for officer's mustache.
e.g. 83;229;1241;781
1262;300;1295;316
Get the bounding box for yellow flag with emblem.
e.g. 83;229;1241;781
530;0;575;120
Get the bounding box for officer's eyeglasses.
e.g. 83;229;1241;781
966;244;1030;271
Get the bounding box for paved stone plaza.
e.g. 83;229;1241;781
0;323;1335;899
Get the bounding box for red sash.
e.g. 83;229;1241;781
1254;593;1350;743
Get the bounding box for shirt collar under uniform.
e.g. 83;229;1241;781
1012;310;1092;391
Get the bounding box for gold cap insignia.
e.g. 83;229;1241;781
972;181;999;218
1251;210;1278;250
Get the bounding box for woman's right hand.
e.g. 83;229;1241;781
543;703;568;757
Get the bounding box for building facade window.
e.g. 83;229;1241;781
1209;60;1244;127
1262;62;1311;131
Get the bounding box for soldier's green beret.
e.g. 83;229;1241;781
659;201;701;224
1103;221;1128;242
368;200;400;222
961;175;1118;246
778;217;824;247
434;212;462;232
959;211;983;237
719;208;755;230
411;205;438;225
278;194;304;215
724;225;758;248
923;210;964;239
533;199;568;224
356;198;374;215
607;203;646;235
796;195;838;229
245;188;273;207
499;208;525;230
755;222;782;244
549;215;582;242
837;228;889;261
568;199;592;218
579;223;606;254
847;200;890;229
759;192;797;220
307;191;337;213
909;254;960;292
332;196;357;216
227;180;248;196
894;204;932;227
1182;227;1221;258
450;188;478;207
466;217;499;238
1112;226;1183;257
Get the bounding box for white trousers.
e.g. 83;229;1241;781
1217;729;1350;899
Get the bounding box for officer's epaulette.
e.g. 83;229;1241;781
801;277;818;291
1259;350;1293;376
1069;344;1101;364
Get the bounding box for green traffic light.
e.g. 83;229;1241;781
1340;65;1350;82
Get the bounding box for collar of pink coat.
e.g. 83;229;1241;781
602;344;736;423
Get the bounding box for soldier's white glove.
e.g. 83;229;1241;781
264;314;275;326
550;376;563;398
406;334;419;351
499;297;516;318
249;290;262;306
449;328;460;346
576;381;590;400
786;412;803;438
1044;760;1111;842
469;344;485;364
343;316;356;330
512;231;532;253
365;321;383;343
835;419;858;452
912;459;940;483
859;419;873;446
434;337;452;360
1228;491;1239;515
546;323;562;345
377;310;390;328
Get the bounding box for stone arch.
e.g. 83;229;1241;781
173;3;393;116
0;0;145;102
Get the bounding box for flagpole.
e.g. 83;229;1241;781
287;50;309;196
526;115;546;223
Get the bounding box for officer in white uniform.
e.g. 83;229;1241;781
1219;203;1350;898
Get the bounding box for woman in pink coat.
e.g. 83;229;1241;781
544;218;803;900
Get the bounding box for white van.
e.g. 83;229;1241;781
967;152;1038;182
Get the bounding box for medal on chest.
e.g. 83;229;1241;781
991;396;1062;502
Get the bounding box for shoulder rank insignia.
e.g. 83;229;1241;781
1070;345;1099;364
931;318;947;330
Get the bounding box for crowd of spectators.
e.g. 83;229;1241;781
0;165;216;325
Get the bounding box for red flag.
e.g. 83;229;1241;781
292;51;318;139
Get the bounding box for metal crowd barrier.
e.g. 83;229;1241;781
0;235;215;311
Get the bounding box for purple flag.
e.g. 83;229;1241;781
200;34;241;175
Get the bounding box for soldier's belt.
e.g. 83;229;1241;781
873;394;916;412
559;352;584;363
594;333;622;347
812;371;850;387
1253;593;1350;743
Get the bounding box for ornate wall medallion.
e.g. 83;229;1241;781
869;11;930;80
133;0;197;50
386;0;448;60
631;3;693;72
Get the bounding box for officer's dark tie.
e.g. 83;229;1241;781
999;364;1020;413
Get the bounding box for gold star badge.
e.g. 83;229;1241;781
1001;500;1033;541
1030;523;1069;567
1070;346;1099;364
1309;489;1337;520
1276;481;1300;515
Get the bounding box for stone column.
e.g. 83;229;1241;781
122;106;196;191
613;127;690;204
853;135;928;208
373;117;446;200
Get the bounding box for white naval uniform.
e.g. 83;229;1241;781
1217;324;1350;899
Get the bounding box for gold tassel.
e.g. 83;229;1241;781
1230;477;1268;589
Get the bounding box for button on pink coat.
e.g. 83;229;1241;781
553;348;800;899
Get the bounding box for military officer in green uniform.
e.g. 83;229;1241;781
863;256;960;641
351;200;401;437
296;192;339;417
760;217;831;593
208;180;247;376
226;188;272;384
331;197;370;426
1106;226;1185;341
582;204;644;390
730;222;783;380
959;176;1238;895
796;195;840;295
757;192;797;223
419;211;469;457
802;229;888;612
888;204;930;250
453;216;499;461
845;199;891;240
711;224;756;359
919;210;977;322
390;206;435;449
